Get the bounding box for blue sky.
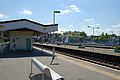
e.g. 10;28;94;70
0;0;120;35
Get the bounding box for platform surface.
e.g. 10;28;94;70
34;42;120;56
0;47;120;80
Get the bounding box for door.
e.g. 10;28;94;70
26;38;31;50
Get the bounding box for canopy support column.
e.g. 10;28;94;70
1;31;4;54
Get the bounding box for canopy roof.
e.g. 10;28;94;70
0;19;58;33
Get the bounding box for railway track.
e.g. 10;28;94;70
33;44;120;70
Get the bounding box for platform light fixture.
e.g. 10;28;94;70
50;10;61;64
87;26;99;50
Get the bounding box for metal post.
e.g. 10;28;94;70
53;11;55;57
64;32;66;47
53;11;55;25
93;27;94;50
42;34;43;52
88;26;99;50
50;32;51;44
50;11;60;64
1;31;3;54
30;59;33;76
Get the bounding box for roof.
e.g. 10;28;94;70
0;19;58;27
0;19;58;33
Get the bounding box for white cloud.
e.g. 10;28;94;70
93;24;120;35
79;18;103;35
109;24;120;35
84;18;96;26
97;24;120;35
84;18;94;22
69;25;73;27
83;18;120;35
0;13;7;19
59;4;80;15
83;18;120;36
69;5;80;12
96;24;100;26
19;9;32;15
84;18;98;27
55;17;120;36
60;9;72;15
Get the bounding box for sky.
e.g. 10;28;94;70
0;0;120;35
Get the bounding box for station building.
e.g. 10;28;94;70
0;19;58;51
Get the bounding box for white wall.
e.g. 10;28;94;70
10;31;33;51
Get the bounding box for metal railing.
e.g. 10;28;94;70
30;58;64;80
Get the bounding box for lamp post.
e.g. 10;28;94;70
50;10;60;64
88;26;99;50
61;31;66;47
61;31;64;44
111;31;117;47
111;31;114;46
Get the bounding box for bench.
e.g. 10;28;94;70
30;58;64;80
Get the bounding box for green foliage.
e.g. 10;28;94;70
63;31;87;38
57;31;118;44
61;31;87;43
115;46;120;50
78;44;85;48
96;32;117;42
114;46;120;53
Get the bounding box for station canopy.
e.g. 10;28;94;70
0;19;58;33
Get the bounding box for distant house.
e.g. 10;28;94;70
0;19;58;51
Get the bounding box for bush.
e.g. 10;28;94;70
115;46;120;50
114;46;120;53
78;44;85;48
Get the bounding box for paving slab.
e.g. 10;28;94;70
0;47;119;80
0;58;31;80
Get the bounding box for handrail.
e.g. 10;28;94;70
30;58;64;80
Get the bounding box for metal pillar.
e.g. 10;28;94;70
53;11;55;57
1;31;3;54
30;59;33;75
50;11;60;64
93;27;94;50
42;34;44;52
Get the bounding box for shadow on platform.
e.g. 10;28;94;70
0;48;52;58
29;74;52;80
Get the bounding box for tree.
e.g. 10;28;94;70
79;31;87;38
96;32;117;42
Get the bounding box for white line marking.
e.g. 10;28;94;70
34;46;120;80
58;54;120;80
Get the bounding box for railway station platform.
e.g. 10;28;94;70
0;46;120;80
34;42;120;57
33;42;120;70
